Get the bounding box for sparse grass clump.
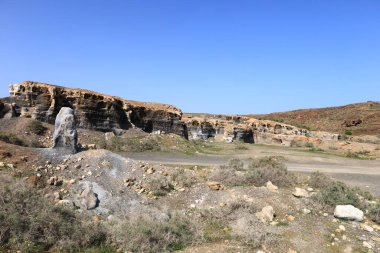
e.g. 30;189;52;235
308;171;333;189
115;215;195;253
345;150;374;160
143;175;173;196
0;132;27;146
345;130;353;135
315;181;361;207
0;176;107;252
247;156;294;187
27;120;46;135
221;158;245;171
368;203;380;224
170;168;197;188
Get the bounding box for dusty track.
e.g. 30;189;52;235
125;146;380;195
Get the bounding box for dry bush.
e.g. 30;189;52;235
0;132;27;147
170;168;197;187
368;204;380;224
114;214;195;253
221;158;245;171
247;156;294;187
308;171;333;189
314;181;361;208
143;175;173;196
209;168;246;186
27;120;46;135
0;176;107;252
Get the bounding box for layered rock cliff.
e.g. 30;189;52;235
183;114;311;145
1;81;188;137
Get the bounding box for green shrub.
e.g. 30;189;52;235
308;171;333;189
143;175;173;196
27;120;46;135
115;215;195;253
247;156;294;187
235;144;249;150
315;181;361;207
345;130;353;135
170;168;197;188
0;132;27;146
305;142;314;148
368;203;380;224
0;176;107;252
249;156;286;170
221;158;245;171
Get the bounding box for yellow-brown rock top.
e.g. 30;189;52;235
2;81;187;137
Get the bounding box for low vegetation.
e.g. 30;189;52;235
113;215;196;253
0;176;108;252
0;132;27;146
27;120;46;135
210;156;294;187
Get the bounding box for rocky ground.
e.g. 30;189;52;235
1;112;380;252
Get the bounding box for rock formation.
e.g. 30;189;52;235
52;107;78;154
1;81;188;137
183;114;311;145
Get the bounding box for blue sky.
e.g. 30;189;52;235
0;0;379;114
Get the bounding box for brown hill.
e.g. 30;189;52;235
250;101;380;135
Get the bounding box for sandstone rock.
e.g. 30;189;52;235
80;185;98;210
333;205;364;221
5;81;187;137
292;187;309;198
360;223;374;232
255;206;275;223
52;107;78;153
287;215;295;222
266;181;278;192
56;199;72;206
207;181;222;191
363;241;373;249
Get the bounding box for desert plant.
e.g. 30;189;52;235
345;130;353;135
0;132;27;146
27;120;46;135
143;175;173;196
315;181;361;207
247;156;294;187
209;168;245;187
220;158;245;171
368;203;380;224
115;214;195;253
308;171;333;189
170;168;197;188
0;176;108;252
305;142;314;148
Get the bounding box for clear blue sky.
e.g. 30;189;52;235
0;0;379;114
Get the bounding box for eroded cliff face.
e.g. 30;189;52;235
1;81;187;137
183;114;311;145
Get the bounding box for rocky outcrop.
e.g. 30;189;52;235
52;107;78;154
183;114;310;144
2;81;187;137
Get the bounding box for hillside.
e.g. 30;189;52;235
250;101;380;135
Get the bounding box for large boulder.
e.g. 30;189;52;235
52;107;78;153
334;205;364;221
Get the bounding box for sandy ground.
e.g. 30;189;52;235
124;146;380;196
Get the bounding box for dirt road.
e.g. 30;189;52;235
125;147;380;195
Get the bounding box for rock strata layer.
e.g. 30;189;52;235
1;81;187;137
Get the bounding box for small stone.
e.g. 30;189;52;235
147;167;155;174
0;162;4;167
207;181;221;191
372;237;380;242
56;199;72;206
360;223;374;232
255;206;275;223
287;215;295;222
75;164;81;169
266;181;278;192
323;213;329;217
302;208;311;214
363;241;372;249
342;235;347;241
339;225;346;232
372;224;380;231
292;187;310;198
307;187;314;192
287;249;297;253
